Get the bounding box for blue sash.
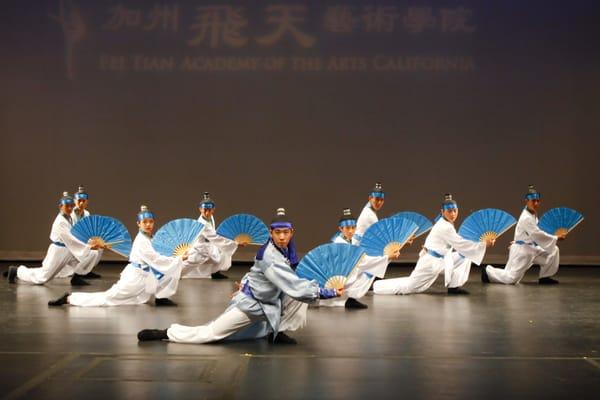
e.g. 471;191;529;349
425;248;445;259
51;241;66;247
132;262;165;280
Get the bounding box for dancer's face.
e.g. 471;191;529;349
200;207;215;220
339;225;356;241
60;203;74;215
271;228;294;249
75;198;88;210
442;207;458;223
138;218;155;234
369;196;384;211
526;199;541;212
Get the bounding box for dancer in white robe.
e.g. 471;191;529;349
137;208;342;345
7;191;103;285
483;185;566;285
321;208;397;309
55;185;104;283
182;192;239;279
352;182;385;245
48;205;186;307
374;194;495;295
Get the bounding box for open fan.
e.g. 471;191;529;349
458;208;516;242
539;207;584;236
390;211;433;238
359;218;419;257
296;243;365;290
216;214;269;245
152;218;205;257
71;215;132;258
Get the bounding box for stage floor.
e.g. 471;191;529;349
0;263;598;399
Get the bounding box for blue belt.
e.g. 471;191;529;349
51;241;66;247
132;262;165;280
241;282;255;299
425;248;445;259
514;240;538;246
364;272;374;279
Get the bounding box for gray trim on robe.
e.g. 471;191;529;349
228;241;320;336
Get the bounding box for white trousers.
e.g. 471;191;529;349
69;263;182;307
167;297;308;344
373;253;471;295
486;244;560;284
55;249;104;278
16;245;100;285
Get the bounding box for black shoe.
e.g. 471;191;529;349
2;270;8;278
137;329;168;341
481;267;490;283
267;332;297;345
211;272;228;280
83;271;102;279
70;274;90;286
345;298;368;309
155;298;178;307
539;277;559;285
447;287;470;295
7;266;17;284
48;292;70;306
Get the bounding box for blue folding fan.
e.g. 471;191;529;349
458;208;516;242
359;218;419;257
296;243;365;290
71;215;132;258
539;207;584;236
216;214;269;245
152;218;205;257
390;211;434;238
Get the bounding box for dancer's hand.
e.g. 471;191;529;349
557;233;567;241
88;238;105;250
232;281;242;298
335;287;344;297
406;236;415;246
388;248;401;260
485;238;496;247
181;250;189;261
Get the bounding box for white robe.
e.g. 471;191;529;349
374;218;486;295
182;216;238;278
352;203;378;245
319;235;390;307
485;208;559;284
55;208;103;278
68;232;183;307
16;213;96;284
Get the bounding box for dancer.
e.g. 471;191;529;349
374;194;494;295
483;185;565;285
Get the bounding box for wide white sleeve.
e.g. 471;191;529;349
522;217;557;252
444;224;487;266
60;220;91;261
139;237;181;273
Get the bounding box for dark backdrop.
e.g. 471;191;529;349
1;1;599;263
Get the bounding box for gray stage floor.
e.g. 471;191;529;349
0;263;598;399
